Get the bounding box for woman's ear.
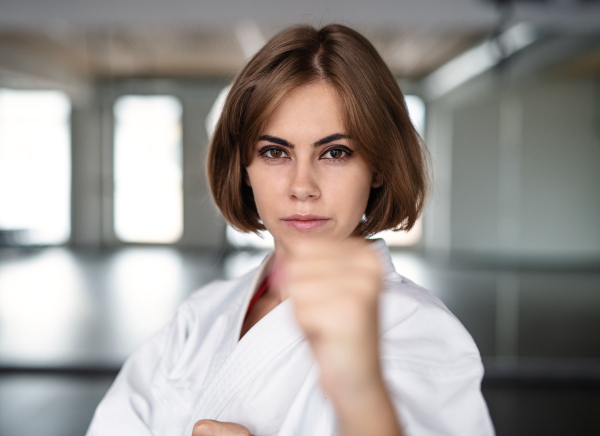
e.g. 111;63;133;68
371;172;383;188
243;169;252;187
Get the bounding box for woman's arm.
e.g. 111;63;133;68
276;239;404;436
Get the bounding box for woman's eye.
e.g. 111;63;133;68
268;149;283;158
321;148;350;160
260;147;288;159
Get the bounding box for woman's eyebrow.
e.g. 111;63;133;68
258;135;293;148
313;133;349;147
258;133;349;148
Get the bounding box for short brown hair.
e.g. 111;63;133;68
207;24;428;237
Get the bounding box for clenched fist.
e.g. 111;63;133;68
275;238;384;403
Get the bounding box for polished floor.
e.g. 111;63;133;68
0;246;599;435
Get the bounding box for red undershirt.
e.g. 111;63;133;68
245;275;272;318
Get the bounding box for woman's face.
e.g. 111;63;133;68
245;82;381;256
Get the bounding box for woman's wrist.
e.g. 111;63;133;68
331;377;404;436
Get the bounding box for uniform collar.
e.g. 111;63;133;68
367;238;398;279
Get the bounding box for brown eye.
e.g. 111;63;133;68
261;147;288;159
321;147;351;160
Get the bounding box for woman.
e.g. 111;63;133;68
87;24;494;436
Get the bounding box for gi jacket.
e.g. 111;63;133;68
87;240;495;436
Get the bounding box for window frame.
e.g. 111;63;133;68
98;79;229;249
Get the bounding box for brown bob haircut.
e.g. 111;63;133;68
208;23;428;237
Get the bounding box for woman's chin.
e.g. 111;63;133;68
273;229;352;254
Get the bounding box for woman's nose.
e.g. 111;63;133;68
288;162;320;201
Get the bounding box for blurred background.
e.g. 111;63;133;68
0;0;599;434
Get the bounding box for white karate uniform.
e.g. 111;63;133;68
87;240;495;436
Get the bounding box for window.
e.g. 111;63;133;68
374;218;423;247
404;95;426;136
226;226;274;250
0;89;71;245
113;95;183;243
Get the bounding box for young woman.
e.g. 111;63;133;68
87;24;494;436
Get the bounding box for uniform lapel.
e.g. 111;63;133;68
187;254;306;426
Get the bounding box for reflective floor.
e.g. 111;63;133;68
0;246;599;435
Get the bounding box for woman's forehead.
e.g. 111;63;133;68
260;83;347;135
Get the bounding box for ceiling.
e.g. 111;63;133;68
0;27;487;80
0;0;599;83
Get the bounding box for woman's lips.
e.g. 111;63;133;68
281;214;330;231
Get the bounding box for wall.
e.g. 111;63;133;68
425;74;600;261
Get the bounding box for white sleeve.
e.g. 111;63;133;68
383;356;494;435
86;304;193;436
379;288;495;436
